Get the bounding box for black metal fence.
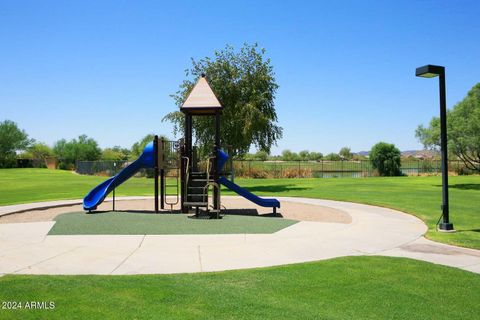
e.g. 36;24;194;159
76;160;153;177
76;159;475;178
232;159;473;178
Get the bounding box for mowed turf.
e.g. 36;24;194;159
1;169;479;248
0;169;155;205
48;211;297;235
0;256;479;320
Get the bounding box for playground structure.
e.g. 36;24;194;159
83;74;280;217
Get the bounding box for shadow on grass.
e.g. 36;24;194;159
435;183;480;191
455;228;480;233
233;184;309;193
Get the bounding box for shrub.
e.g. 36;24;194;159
254;151;269;161
248;168;269;179
324;153;341;161
281;167;312;178
339;147;353;160
308;152;323;161
369;142;402;176
281;150;299;161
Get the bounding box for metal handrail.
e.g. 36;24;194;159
182;156;190;200
205;156;216;183
164;167;180;211
203;156;221;218
203;182;221;219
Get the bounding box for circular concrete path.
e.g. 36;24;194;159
0;197;479;275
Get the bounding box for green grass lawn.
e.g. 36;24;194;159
0;169;154;205
1;169;479;319
1;169;479;248
0;256;478;319
48;211;296;235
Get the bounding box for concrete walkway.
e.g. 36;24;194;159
0;197;479;275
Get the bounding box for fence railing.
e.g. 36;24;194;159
232;159;446;178
76;159;475;178
76;160;153;177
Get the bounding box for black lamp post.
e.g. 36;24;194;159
415;65;454;231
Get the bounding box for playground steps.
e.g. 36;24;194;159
183;201;208;207
187;186;204;191
185;171;223;219
185;172;209;208
187;194;206;201
189;179;209;187
190;171;206;176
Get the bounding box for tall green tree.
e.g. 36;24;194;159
324;153;341;161
21;142;54;160
416;83;480;172
254;150;269;161
370;142;402;176
0;120;33;168
163;43;283;157
339;147;353;160
130;134;169;159
298;150;310;161
102;146;130;161
53;135;101;169
281;149;299;161
131;134;156;159
308;152;323;161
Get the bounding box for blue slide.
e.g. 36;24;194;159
217;150;280;210
83;143;155;211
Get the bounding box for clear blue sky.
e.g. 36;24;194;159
1;0;479;154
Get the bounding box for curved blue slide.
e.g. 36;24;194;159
83;143;155;211
217;150;280;209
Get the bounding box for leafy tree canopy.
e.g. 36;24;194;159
130;134;169;160
254;150;269;161
20;142;54;160
369;142;402;176
0;120;33;168
308;152;324;161
102;146;130;161
243;149;322;161
324;153;341;161
281;149;298;161
163;43;283;157
416;83;480;171
53;135;101;169
339;147;353;160
131;134;156;159
298;150;310;161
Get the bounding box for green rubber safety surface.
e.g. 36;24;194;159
48;211;297;235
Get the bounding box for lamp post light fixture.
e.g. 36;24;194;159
415;65;454;231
